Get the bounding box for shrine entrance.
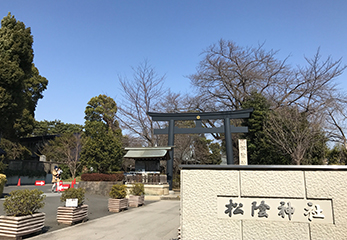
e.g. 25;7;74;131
148;108;253;190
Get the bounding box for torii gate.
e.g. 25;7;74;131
148;108;253;190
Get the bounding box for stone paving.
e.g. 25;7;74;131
0;184;180;239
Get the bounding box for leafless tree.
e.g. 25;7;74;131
189;39;346;144
41;133;84;179
264;107;323;165
117;60;166;147
189;39;290;111
325;98;347;150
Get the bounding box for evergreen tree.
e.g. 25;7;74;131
326;144;347;165
242;92;291;165
32;120;83;136
0;13;48;140
80;95;124;173
192;136;222;165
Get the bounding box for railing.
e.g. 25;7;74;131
125;173;167;185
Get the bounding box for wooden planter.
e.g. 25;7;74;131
108;198;128;212
57;205;88;225
0;212;45;239
129;195;145;207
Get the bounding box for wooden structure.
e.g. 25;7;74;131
124;173;167;185
129;195;145;207
108;198;129;212
57;205;88;225
0;212;45;239
124;147;173;172
148;109;253;189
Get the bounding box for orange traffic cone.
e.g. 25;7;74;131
17;178;21;186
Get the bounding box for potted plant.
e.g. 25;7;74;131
0;174;6;197
129;183;145;207
57;188;88;225
0;189;45;239
108;184;128;212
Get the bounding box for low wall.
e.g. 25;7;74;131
6;174;52;185
125;184;169;196
77;181;123;196
180;165;347;240
78;181;169;197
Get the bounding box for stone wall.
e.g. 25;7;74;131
6;174;52;185
77;181;123;196
78;181;170;197
180;165;347;240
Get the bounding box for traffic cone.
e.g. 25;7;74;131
17;178;21;186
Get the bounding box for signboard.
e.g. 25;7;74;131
66;198;78;207
217;197;333;224
238;139;247;165
57;181;70;192
35;180;45;186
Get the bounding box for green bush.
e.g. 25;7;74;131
60;188;86;207
0;174;7;197
129;183;145;196
0;157;7;173
81;172;124;181
3;189;45;216
109;184;127;199
58;164;71;180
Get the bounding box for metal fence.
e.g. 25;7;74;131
125;173;167;185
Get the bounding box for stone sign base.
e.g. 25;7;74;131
180;165;347;240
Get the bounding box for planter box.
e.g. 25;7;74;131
0;212;45;239
129;195;145;207
57;205;88;225
108;198;128;212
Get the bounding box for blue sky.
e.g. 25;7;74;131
1;0;347;125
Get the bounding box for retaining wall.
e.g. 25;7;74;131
78;181;169;198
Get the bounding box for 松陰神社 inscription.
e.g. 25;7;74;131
217;197;333;224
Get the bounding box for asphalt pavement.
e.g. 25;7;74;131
0;184;180;240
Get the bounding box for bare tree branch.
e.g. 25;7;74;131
117;60;166;147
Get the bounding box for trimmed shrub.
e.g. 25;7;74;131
58;164;71;180
109;184;127;199
0;174;6;197
60;188;86;207
0;174;6;184
0;158;7;173
3;189;45;216
130;183;145;196
81;172;124;182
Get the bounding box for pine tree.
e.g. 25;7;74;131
80;95;124;173
0;13;48;140
242;92;291;165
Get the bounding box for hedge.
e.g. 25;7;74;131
81;172;124;181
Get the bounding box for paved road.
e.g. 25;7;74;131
1;184;116;234
30;200;180;240
1;184;180;239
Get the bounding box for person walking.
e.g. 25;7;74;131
52;166;59;192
